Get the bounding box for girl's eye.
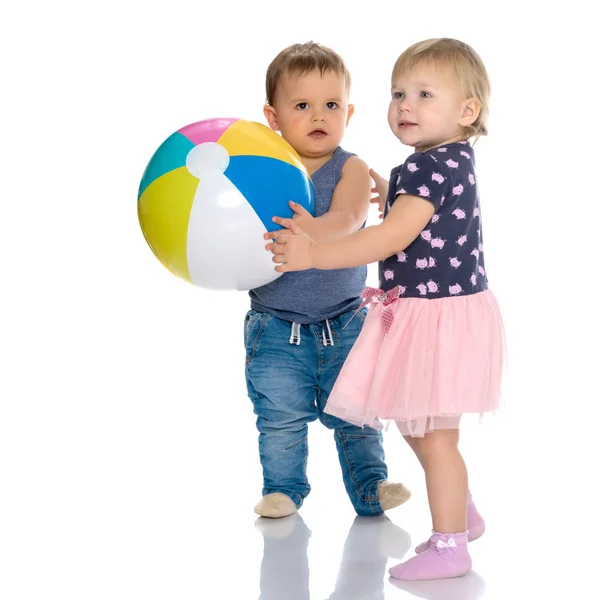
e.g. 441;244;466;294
326;102;338;109
296;103;309;110
393;92;403;100
420;91;432;98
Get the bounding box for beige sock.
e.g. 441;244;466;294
254;493;298;518
378;481;411;511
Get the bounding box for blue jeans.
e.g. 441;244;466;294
244;307;388;516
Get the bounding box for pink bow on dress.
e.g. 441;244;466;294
359;285;404;333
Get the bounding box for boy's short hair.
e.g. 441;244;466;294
392;38;491;139
266;41;351;106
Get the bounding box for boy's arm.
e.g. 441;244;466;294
310;156;371;242
269;157;371;243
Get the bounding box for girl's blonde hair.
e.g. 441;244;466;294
392;38;490;140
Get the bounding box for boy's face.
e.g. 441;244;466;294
264;69;353;162
388;62;478;152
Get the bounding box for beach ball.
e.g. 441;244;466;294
137;118;315;290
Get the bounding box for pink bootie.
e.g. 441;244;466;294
415;494;485;554
389;531;471;581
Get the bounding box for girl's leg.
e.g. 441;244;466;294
406;430;486;553
416;428;468;533
389;429;472;581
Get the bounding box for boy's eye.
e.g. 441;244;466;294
296;102;309;110
326;102;338;109
420;91;432;98
393;92;403;100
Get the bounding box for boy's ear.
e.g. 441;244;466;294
346;104;355;126
263;105;279;131
459;98;481;127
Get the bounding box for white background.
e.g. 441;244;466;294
1;1;598;598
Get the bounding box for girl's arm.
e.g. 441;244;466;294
268;193;435;272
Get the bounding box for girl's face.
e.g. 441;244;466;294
388;62;477;152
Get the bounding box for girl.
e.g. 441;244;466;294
265;38;505;581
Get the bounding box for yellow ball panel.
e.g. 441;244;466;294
218;120;308;174
138;167;198;283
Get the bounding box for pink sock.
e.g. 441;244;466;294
389;531;471;581
415;494;485;554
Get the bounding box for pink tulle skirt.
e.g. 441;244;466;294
324;289;506;437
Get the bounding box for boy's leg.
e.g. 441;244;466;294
316;309;410;516
317;389;388;516
245;311;319;514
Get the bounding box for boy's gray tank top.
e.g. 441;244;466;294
249;146;366;324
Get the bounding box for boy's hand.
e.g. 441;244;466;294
265;219;315;272
369;169;389;220
264;201;315;240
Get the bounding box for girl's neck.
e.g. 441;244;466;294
415;134;467;153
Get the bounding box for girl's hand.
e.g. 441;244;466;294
369;169;389;220
265;220;315;272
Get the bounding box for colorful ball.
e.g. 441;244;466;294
137;118;315;290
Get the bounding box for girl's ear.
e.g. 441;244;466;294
459;98;481;127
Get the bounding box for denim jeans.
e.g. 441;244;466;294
244;307;387;516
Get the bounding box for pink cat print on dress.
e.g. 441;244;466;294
416;283;427;295
449;284;463;295
398;188;407;194
384;269;394;281
416;258;428;269
396;251;407;262
473;207;480;218
407;162;419;172
470;273;477;285
429;257;436;267
453;184;464;196
431;238;445;249
471;248;480;259
431;214;440;224
397;285;407;295
450;257;462;268
440;195;446;205
431;172;445;184
479;243;484;252
460;150;471;158
418;185;430;197
437;147;448;152
421;230;432;241
457;235;467;246
446;159;459;168
427;280;439;293
453;209;466;219
469;173;475;185
478;266;485;276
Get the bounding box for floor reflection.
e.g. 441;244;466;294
256;513;412;599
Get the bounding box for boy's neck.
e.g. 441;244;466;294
300;149;338;175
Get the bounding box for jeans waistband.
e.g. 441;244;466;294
289;319;334;346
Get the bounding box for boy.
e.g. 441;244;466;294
245;42;410;518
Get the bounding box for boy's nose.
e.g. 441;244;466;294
311;113;326;122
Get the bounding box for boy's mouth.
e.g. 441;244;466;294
398;121;417;129
309;129;327;138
